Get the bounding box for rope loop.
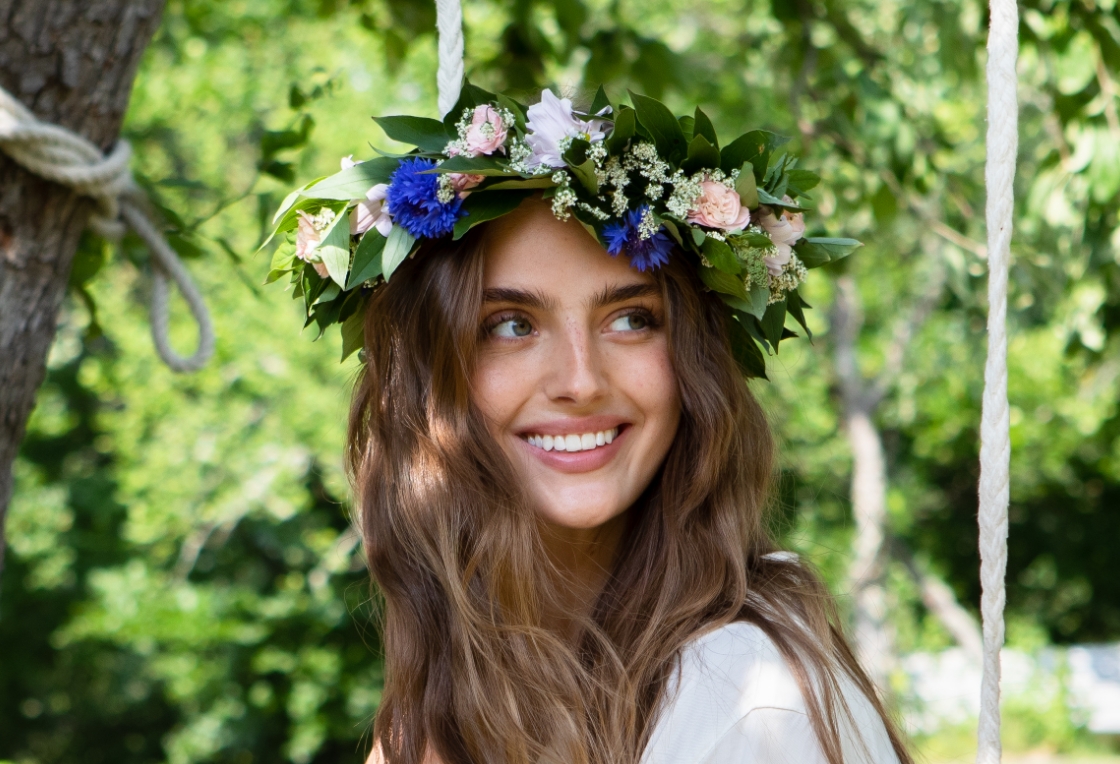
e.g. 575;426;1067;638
0;85;214;373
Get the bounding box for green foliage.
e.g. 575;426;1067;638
5;0;1120;762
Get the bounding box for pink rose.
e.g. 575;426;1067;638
686;181;751;231
757;202;806;276
350;184;393;237
463;105;508;156
296;211;331;279
448;172;485;196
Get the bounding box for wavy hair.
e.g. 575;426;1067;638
348;223;912;764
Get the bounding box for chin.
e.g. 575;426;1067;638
533;491;630;532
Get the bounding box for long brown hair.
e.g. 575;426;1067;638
348;222;912;764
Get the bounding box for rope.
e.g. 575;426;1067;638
0;85;214;373
977;0;1019;762
435;0;465;118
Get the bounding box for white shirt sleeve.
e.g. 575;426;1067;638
701;707;827;764
642;623;901;764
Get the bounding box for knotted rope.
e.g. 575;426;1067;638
978;0;1018;762
0;85;214;373
435;0;465;118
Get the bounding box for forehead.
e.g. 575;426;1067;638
482;197;656;295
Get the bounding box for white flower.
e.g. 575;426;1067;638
341;155;359;170
350;184;393;237
524;89;609;169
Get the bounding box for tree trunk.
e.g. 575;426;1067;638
0;0;166;587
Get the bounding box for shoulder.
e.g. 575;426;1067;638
642;622;900;764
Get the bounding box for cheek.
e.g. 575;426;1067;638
471;353;533;431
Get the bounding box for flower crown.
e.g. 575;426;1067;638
264;82;860;378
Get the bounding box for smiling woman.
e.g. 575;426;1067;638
348;195;910;764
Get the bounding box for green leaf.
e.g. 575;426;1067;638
340;304;366;362
693;107;719;149
786;288;813;340
303;158;400;200
661;218;684;246
606;107;636;154
260;197;339;251
568;159;599;194
702;237;740;274
346;232;386;289
442;81;499;131
678;115;695;143
691;227;706;248
589;85;612;117
382;226;416;281
166;233;206;260
735;166;759;209
373;115;451;152
429;155;516;176
496;94;527;131
794;237;863;268
682;134;721;174
316;212;351;288
481;177;557;191
628;91;688;163
453;190;534;240
272;187;305;225
761;299;787;351
720;282;770;319
786;169;820;194
313;280;341;306
756;188;804;210
720;130;790;179
728;312;768;379
699;266;748;301
737;231;774;249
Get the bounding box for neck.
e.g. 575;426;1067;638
538;512;628;637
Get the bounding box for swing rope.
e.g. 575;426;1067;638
977;0;1018;761
428;2;1018;760
0;86;214;373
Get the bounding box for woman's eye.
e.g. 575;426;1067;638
609;312;650;332
490;317;534;338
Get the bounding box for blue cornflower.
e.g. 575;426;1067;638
602;205;674;272
385;157;465;239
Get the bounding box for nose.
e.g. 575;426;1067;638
543;317;608;405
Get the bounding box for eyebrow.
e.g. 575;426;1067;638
481;282;660;311
586;282;661;310
481;287;557;310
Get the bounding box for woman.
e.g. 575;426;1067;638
349;195;908;763
273;86;908;764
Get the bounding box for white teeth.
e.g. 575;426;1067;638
524;427;620;453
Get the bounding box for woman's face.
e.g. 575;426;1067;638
472;198;682;533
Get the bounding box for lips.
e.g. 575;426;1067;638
515;417;630;474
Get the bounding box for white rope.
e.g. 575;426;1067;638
0;85;214;373
435;0;465;118
977;0;1018;762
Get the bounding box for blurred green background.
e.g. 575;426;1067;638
3;0;1120;762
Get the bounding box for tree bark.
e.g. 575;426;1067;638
0;0;166;587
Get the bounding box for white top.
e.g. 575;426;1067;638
641;622;902;764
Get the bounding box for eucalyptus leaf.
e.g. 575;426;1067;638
728;312;768;379
606;107;636;154
682;134;721;174
693;107;719;149
452;190;534;240
629;91;688;163
382;226;416;280
316;212;352;288
761;299;788;351
374;115;451;152
346;231;386;289
699;265;749;301
735;167;759;209
340;305;365;362
303;158;400;200
702;237;740;274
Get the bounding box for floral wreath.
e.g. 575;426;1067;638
264;82;860;378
